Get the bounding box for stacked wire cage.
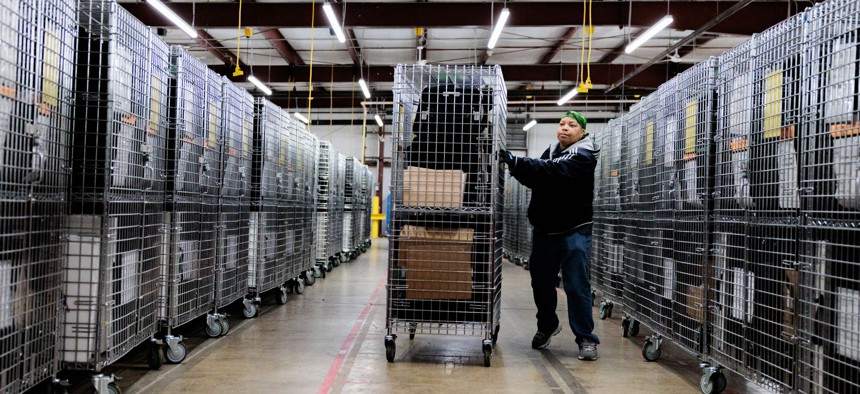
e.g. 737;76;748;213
593;117;625;318
329;153;346;266
159;46;224;363
799;1;860;391
297;128;319;285
386;64;506;367
315;141;337;275
360;166;373;250
207;79;254;337
501;174;530;267
342;156;357;261
63;2;168;390
279;115;311;295
247;99;291;316
0;0;75;392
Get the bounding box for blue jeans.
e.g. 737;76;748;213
530;226;600;345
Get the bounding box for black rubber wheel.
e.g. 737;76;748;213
146;342;163;370
295;280;305;294
385;340;396;362
606;303;613;319
304;271;316;286
598;304;609;320
326;262;333;272
483;344;492;367
700;372;727;394
107;383;122;394
642;340;661;362
219;319;230;336
621;317;630;338
629;320;640;337
276;288;287;305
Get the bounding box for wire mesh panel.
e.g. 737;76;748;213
330;153;346;260
619;105;642;214
386;64;506;365
798;1;860;392
167;47;208;199
343;156;356;256
73;0;166;201
252;99;283;204
300;132;319;274
63;203;163;371
669;59;717;355
315;141;334;266
281;116;305;283
162;203;215;329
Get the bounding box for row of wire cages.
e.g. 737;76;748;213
342;157;372;261
501;173;532;268
246;98;318;319
0;0;75;392
590;0;860;392
385;64;506;367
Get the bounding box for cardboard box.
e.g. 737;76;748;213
685;284;705;322
402;167;466;208
398;225;473;300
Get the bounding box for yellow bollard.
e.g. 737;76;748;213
371;196;387;238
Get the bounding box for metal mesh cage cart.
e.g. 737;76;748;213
315;141;336;275
501;174;530;267
295;125;319;287
386;64;506;367
278;116;310;295
593;117;625;319
63;3;167;391
245;99;294;316
1;0;75;392
330;152;346;265
342;156;357;260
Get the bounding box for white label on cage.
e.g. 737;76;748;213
746;270;756;324
225;235;238;270
731;150;755;208
730;72;753;136
824;40;857;124
343;213;353;250
663;258;674;299
832;136;860;209
0;260;11;328
777;140;800;209
664;119;677;167
684;159;702;206
836;287;860;361
610;244;623;274
731;267;745;321
118;251;138;305
177;242;197;281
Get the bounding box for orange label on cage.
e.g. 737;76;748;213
121;115;136;125
148;128;157;135
229;148;237;156
730;139;749;152
0;85;15;98
183;137;193;143
829;122;860;138
683;153;697;161
779;125;795;139
610;170;619;177
38;102;53;116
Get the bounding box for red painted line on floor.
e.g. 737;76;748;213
318;274;387;394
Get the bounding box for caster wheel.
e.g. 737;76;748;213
219;319;230;336
105;383;122;394
385;339;396;362
642;340;661;361
409;323;417;340
325;262;333;272
276;288;288;305
164;342;187;364
607;303;614;318
205;319;223;338
492;324;501;345
312;266;322;278
622;317;630;337
243;302;258;319
700;371;727;394
482;343;492;367
146;342;163;370
332;257;340;268
629;320;640;337
598;303;610;320
304;271;316;286
295;280;305;295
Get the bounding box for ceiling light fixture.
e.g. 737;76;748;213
523;119;538;131
374;114;384;127
557;88;579;106
625;15;673;54
294;112;309;124
487;8;510;49
358;78;371;99
147;0;198;38
247;76;272;96
322;2;347;43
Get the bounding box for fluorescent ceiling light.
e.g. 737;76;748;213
322;2;347;43
487;8;510;49
374;114;384;127
523;119;537;131
247;76;272;96
147;0;197;38
557;89;579;106
625;15;673;54
294;112;309;124
358;78;371;99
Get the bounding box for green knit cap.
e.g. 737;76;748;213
561;110;587;130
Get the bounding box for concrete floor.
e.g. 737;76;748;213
100;239;769;394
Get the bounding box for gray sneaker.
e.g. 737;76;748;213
578;341;598;360
531;324;562;349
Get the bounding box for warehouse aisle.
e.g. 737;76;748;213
115;239;764;394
